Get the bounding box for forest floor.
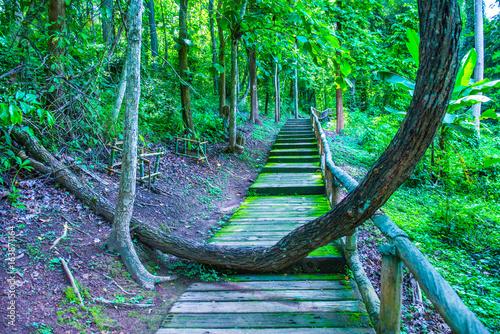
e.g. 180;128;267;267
1;114;455;334
0;115;280;333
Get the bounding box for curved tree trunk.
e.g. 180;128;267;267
274;61;280;122
15;0;461;290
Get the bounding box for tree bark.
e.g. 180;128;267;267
104;0;157;290
248;46;262;125
472;0;484;133
160;0;169;61
209;0;218;94
101;0;114;44
15;0;461;282
178;0;195;134
335;0;344;133
274;61;280;122
145;0;159;72
227;0;247;152
217;0;226;118
106;65;127;132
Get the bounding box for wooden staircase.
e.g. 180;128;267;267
156;118;375;333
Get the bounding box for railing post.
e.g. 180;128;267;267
379;244;403;334
345;228;358;252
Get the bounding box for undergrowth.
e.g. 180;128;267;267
327;109;500;331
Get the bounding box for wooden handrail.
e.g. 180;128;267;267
310;108;489;334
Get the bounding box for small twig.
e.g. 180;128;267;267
138;202;160;207
113;280;135;295
60;258;84;308
60;215;92;237
92;297;155;308
50;224;68;251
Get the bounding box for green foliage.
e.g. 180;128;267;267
169;261;227;281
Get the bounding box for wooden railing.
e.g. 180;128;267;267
310;108;489;334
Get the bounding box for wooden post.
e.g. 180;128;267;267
345;228;358;252
108;138;117;175
139;147;144;183
152;148;161;183
379;244;403;334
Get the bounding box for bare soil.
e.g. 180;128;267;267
0;116;279;334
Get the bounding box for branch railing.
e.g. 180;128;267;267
310;107;489;334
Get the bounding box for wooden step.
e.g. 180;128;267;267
273;143;317;150
269;148;319;156
249;173;325;195
267;156;320;163
158;274;374;334
275;137;316;143
261;162;320;173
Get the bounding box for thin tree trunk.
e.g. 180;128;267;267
160;0;168;61
472;0;484;133
335;0;344;133
145;0;159;72
248;46;262;125
217;0;226;118
274;61;280;122
106;65;127;132
178;0;194;134
209;0;218;94
228;37;239;150
101;0;114;44
265;79;270;116
106;0;174;289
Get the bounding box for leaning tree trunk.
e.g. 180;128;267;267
15;0;461;294
248;46;262;125
178;0;194;134
217;0;226;118
106;65;127;132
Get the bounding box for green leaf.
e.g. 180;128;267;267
9;105;22;124
406;29;420;67
442;113;457;124
448;95;492;113
296;35;308;43
480;109;500;119
340;60;352;77
183;39;194;46
482;157;500;168
469;79;500;95
214;63;224;73
376;71;415;91
456;49;477;88
444;123;475;136
385;107;407;115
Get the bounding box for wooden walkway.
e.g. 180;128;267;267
157;119;375;333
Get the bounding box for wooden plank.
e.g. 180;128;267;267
158;328;375;334
177;289;355;302
187;280;348;291
161;312;371;329
169;300;362;314
228;274;345;281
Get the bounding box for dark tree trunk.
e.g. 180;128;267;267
178;0;194;134
209;0;218;94
101;0;114;44
265;79;270;116
217;0;226;118
145;0;159;71
248;46;262;125
160;0;169;61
